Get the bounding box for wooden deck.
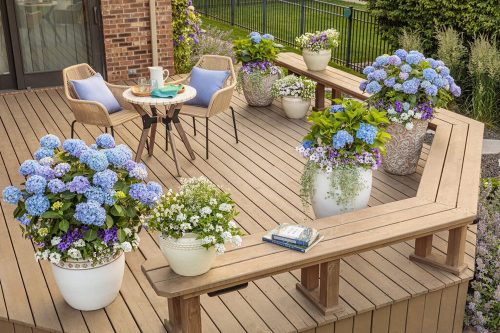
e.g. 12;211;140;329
0;86;476;333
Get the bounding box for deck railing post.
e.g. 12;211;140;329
262;0;267;33
344;6;353;68
230;0;235;25
299;0;305;36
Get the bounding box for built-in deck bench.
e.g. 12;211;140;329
142;109;483;333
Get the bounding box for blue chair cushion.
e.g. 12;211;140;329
185;67;230;108
70;73;122;114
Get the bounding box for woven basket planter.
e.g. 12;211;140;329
240;71;279;107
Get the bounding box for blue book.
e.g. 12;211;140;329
263;230;323;253
271;223;318;247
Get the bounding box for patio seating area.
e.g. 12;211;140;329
0;78;480;332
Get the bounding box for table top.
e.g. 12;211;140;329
123;86;197;106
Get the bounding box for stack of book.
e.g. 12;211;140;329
262;223;323;253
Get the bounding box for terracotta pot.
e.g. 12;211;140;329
281;96;311;119
241;71;279;106
51;252;125;311
302;48;332;71
382;119;429;175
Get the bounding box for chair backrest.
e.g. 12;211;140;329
62;63;96;100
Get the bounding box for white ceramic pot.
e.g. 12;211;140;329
311;167;372;219
159;233;216;276
281;96;311;119
302;48;332;71
51;252;125;311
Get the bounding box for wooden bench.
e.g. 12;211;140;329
275;52;369;110
142;109;483;333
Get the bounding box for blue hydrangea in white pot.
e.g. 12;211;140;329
2;134;161;311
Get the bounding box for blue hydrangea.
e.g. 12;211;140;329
402;78;420;94
25;194;50;216
39;157;54;167
84;186;116;206
362;66;375;75
422;68;437;81
383;77;396;87
427;58;438;68
93;169;118;189
249;31;260;37
250;34;262;44
83;150;109;172
16;213;31;226
372;69;387;81
34;147;54;160
124;160;137;172
147;181;163;197
394;49;407;60
387;55;402;66
19;160;39;177
444;75;455;85
393;83;403;91
104;145;132;167
90;144;98;150
400;64;412;73
34;165;55;180
329;105;345;113
74;200;106;226
67;176;90;194
450;83;461;97
2;186;22;204
356;123;378;144
399;72;409;81
47;179;67;193
129;164;148;180
425;85;438;96
420;80;432;89
63;139;87;157
433;76;447;88
302;140;314;149
54;163;71;177
406;51;424;65
262;34;274;40
374;55;389;67
439;66;450;76
39;134;61;149
95;134;115;149
359;80;367;91
25;175;47;194
332;130;354;149
129;183;151;204
365;81;382;94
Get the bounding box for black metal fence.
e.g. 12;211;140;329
193;0;392;72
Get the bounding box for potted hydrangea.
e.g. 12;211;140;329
234;32;282;106
359;49;461;175
271;75;316;119
146;177;242;276
2;134;161;311
297;99;390;218
295;29;340;71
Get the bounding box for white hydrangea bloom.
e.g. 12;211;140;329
68;248;82;259
73;239;85;247
121;242;132;252
49;252;61;264
51;236;62;246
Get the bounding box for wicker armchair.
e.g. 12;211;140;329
62;64;140;138
171;55;238;159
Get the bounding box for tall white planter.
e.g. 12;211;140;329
312;168;372;219
51;252;125;311
281;96;311;119
302;48;332;71
159;233;216;276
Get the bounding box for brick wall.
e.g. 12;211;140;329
100;0;174;82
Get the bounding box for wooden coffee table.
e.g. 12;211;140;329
123;86;197;176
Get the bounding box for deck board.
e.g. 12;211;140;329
0;87;476;332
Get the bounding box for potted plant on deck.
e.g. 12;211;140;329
146;177;243;276
234;32;282;106
359;49;461;175
271;75;316;119
296;29;340;71
2;134;161;311
297;99;390;218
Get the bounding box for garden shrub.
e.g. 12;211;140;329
398;30;423;52
172;0;202;73
190;26;236;67
465;178;500;332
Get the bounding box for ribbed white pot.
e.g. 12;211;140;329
51;252;125;311
302;48;332;71
159;233;216;276
281;96;311;119
312;168;372;219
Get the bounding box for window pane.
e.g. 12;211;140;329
0;10;9;75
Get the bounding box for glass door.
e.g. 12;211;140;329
0;1;17;90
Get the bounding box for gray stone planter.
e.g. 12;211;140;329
240;71;279;107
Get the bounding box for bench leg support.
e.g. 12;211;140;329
165;296;202;333
409;227;468;276
313;83;325;111
297;260;343;316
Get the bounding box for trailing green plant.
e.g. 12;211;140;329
271;75;316;100
297;99;390;208
172;0;202;73
398;30;424;52
468;36;500;126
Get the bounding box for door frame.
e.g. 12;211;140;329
0;0;20;89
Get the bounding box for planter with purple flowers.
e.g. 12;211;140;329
295;29;340;71
1;134;161;310
360;49;461;175
234;32;282;106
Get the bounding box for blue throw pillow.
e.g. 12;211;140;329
185;67;230;108
70;73;122;114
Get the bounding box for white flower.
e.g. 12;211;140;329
215;243;226;255
202;236;216;245
35;249;50;261
221;231;232;241
209;198;217;206
121;242;132;252
73;239;85;247
218;203;232;212
215;225;223;233
414;112;422;119
200;206;212;216
176;213;186;222
190;215;200;226
180;223;192;231
405;122;414;130
387;107;396;114
231;235;242;247
51;236;62;246
123;228;132;236
68;248;82;259
49;252;61;264
228;220;237;228
216;213;223;219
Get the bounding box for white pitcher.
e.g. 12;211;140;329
148;66;170;88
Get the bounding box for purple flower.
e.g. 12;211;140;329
98;227;118;245
359;80;368;91
33;165;55;180
67;176;90;194
387;55;402;66
54;163;71;177
398;72;409;80
450;83;461;97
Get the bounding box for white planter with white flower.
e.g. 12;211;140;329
271;75;316;119
147;177;243;277
51;252;125;311
296;29;339;72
